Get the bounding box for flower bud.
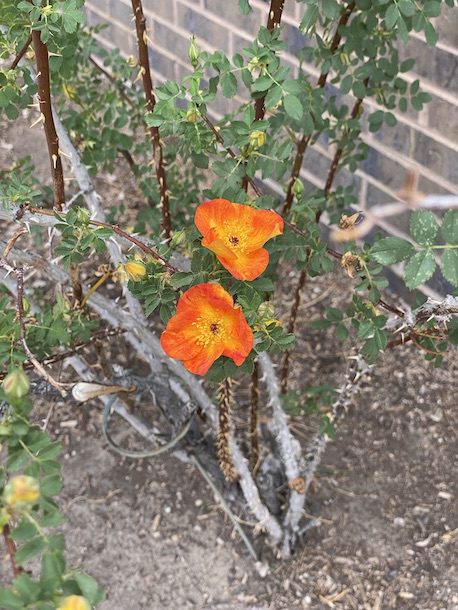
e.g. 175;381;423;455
292;177;304;197
4;475;40;508
188;36;200;68
57;595;91;610
249;130;265;149
186;108;199;123
2;369;30;399
123;261;147;282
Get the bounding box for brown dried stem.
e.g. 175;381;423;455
31;30;65;211
9;33;32;70
2;524;21;577
131;0;171;238
249;362;260;471
217;378;238;482
280;268;307;393
282;1;356;217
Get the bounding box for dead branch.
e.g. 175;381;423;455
9;33;32;70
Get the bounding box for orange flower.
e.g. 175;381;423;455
195;199;284;281
160;283;253;375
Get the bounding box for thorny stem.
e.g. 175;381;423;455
280;268;307;394
282;1;356;217
0;328;126;381
31;30;65;211
22;205;177;273
2;524;21;577
242;0;285;191
9;33;32;70
217;378;238;482
249;362;260;471
131;0;171;238
315;76;370;223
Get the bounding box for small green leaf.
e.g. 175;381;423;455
405;251;436;289
440;250;458;287
398;1;416;16
283;94;303;121
15;537;47;565
370;237;415;264
410;210;439;245
442;210;458;244
0;588;23;610
74;573;104;605
238;0;252;14
221;72;237;98
385;4;400;28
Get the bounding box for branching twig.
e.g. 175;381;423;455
131;0;171;238
9;33;32;70
31;30;65;211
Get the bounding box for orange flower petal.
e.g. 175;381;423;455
195;199;283;280
160;283;253;375
222;307;254;364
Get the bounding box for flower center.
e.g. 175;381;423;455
229;236;239;246
193;316;226;346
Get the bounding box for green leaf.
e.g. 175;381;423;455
0;588;23;610
40;474;62;497
283;94;303;121
221;72;237;98
57;0;85;34
442;210;458;244
370;237;415;264
398;1;416;16
300;5;319;32
385;4;400;28
74;573;104;605
425;22;438;46
238;0;252;14
405;251;436;289
15;536;47;565
410;210;439;245
169;272;193;289
440;250;458;287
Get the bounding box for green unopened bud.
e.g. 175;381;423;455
249;130;265;149
170;229;186;248
2;369;30;399
292;177;304;197
188;36;200;68
4;475;40;508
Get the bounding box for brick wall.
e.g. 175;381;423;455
85;0;458;295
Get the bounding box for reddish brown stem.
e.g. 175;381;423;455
315;77;369;222
9;33;32;70
280;268;307;393
32;30;65;211
249;362;260;471
282;1;356;217
254;0;285;122
131;0;171;238
2;524;22;577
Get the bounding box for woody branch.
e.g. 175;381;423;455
31;30;65;211
131;0;171;238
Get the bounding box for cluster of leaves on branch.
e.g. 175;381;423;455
1;0;457;603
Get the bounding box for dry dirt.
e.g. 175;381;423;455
1;112;457;610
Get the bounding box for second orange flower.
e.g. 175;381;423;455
195;199;284;281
